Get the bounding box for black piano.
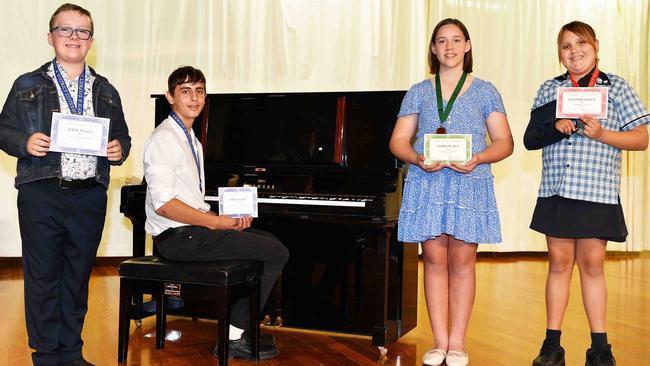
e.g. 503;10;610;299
120;90;418;349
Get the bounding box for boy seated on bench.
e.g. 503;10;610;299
143;66;288;360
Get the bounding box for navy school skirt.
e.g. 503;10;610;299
529;195;627;243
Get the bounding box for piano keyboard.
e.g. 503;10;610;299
204;194;369;208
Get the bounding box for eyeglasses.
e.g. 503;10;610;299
50;26;93;40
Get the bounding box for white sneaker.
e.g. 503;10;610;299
445;350;469;366
422;348;447;366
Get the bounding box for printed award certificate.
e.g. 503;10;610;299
556;87;608;119
424;134;472;164
218;187;258;218
49;112;110;156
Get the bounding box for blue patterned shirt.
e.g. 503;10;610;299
532;72;650;204
47;61;98;180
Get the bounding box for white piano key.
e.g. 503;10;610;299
204;195;366;207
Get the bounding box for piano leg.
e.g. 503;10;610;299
371;223;418;348
371;224;392;347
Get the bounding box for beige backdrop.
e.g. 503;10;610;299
0;0;648;255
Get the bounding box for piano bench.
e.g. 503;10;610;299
117;256;263;366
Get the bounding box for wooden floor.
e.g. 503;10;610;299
2;254;649;365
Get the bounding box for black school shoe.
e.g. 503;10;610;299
532;343;565;366
585;344;616;366
212;331;279;360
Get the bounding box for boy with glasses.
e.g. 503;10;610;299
0;3;130;365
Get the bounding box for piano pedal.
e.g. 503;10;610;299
272;315;283;327
260;314;272;326
260;314;283;327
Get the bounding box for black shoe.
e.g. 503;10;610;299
586;344;616;366
532;343;565;366
59;359;95;366
212;332;280;360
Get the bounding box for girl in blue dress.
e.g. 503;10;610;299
389;18;513;366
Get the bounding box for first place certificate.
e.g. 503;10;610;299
424;134;472;165
556;87;608;119
49;112;110;156
218;187;259;218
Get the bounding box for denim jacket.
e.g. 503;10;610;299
0;62;131;188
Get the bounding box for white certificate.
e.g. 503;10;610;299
49;112;110;156
556;87;608;119
218;187;258;218
424;134;472;164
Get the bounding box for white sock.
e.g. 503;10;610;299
229;324;245;340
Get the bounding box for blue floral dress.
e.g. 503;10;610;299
397;77;506;244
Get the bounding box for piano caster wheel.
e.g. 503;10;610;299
378;346;388;356
134;319;142;328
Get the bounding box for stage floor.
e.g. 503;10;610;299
2;254;648;365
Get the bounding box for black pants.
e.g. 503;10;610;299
155;226;289;329
18;180;107;366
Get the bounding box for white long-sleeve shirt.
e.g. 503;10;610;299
143;117;210;236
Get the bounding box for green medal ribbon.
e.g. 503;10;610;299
435;72;467;133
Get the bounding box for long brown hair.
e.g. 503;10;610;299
428;18;473;74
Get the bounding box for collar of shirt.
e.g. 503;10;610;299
560;67;611;87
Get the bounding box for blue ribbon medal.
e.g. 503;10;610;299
52;58;86;115
169;111;202;191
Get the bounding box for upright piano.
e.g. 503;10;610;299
120;90;418;349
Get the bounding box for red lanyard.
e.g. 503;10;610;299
569;68;599;87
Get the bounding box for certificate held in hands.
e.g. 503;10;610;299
424;134;472;165
556;87;608;119
218;187;258;218
49;112;110;156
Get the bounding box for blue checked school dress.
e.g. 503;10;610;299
529;71;650;241
397;78;506;244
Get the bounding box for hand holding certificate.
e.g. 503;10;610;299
424;134;472;165
556;87;608;119
49;112;110;156
218;187;258;218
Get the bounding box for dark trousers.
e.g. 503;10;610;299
155;226;289;329
18;181;107;366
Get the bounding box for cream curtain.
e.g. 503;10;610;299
0;0;648;255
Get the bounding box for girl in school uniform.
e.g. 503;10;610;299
526;21;650;366
389;18;513;366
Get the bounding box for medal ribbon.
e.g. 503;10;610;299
435;72;467;132
52;58;85;115
569;67;600;88
169;112;202;191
